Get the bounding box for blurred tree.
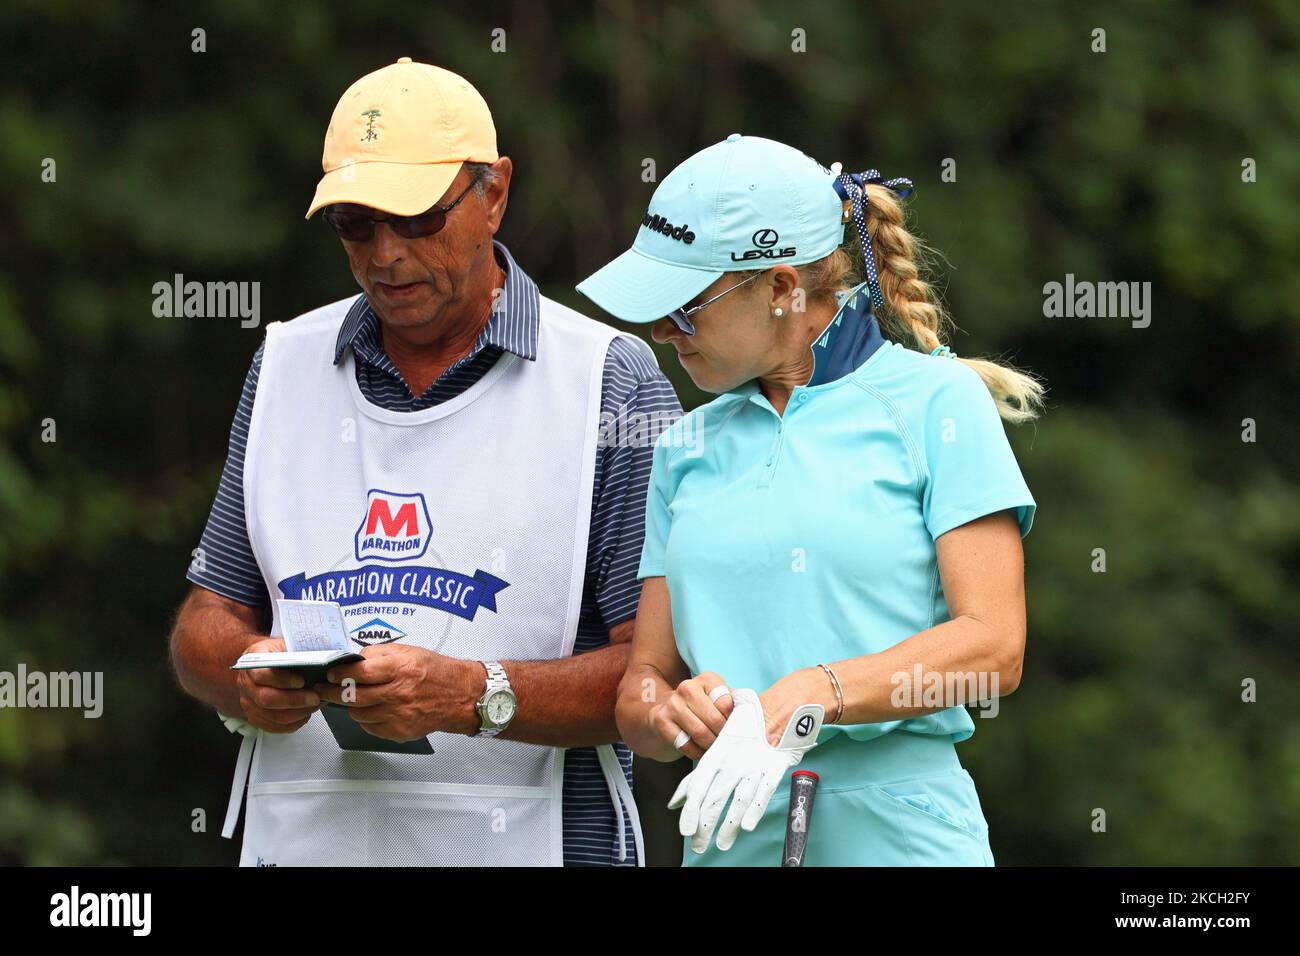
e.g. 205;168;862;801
0;0;1295;865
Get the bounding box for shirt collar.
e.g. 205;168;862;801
804;280;883;388
722;281;884;402
332;240;540;366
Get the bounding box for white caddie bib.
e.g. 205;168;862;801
224;294;649;866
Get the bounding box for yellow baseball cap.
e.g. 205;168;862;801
306;57;498;219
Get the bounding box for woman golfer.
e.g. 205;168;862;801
577;134;1042;866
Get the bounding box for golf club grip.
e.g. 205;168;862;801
782;769;819;867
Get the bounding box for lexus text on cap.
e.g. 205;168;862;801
305;57;499;219
576;134;846;323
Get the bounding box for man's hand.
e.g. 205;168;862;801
314;644;481;741
236;637;321;733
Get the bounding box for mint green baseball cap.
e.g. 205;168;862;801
576;134;846;323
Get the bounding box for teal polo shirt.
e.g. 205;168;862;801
638;305;1036;746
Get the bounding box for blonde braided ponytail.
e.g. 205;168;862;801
862;183;1045;423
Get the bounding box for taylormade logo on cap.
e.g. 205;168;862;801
641;212;695;244
633;135;841;271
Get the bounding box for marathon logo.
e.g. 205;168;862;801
278;566;509;622
641;211;696;244
354;490;431;562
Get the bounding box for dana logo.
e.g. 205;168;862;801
354;490;431;562
349;617;407;646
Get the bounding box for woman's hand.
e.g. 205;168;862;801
759;667;837;746
647;671;735;761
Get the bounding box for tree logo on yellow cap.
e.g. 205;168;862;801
361;109;381;142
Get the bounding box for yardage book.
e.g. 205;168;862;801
231;599;433;755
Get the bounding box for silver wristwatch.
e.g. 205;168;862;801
475;661;517;737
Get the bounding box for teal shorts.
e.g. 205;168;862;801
681;729;995;867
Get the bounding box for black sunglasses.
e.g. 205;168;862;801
322;174;481;242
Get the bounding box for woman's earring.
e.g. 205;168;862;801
774;308;784;318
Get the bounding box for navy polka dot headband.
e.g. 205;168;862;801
831;167;914;311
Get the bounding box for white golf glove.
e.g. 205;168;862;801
669;688;823;854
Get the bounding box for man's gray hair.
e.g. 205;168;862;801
466;162;500;199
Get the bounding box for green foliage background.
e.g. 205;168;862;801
0;0;1296;865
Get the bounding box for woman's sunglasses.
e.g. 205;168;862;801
322;174;481;242
664;272;762;335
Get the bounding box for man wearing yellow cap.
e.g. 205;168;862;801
169;58;679;866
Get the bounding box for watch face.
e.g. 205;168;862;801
486;690;515;725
